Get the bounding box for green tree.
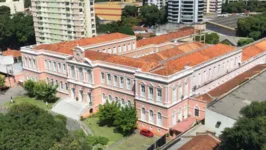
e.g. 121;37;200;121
23;80;36;97
0;75;5;87
122;5;138;17
139;5;161;26
114;106;137;135
205;33;219;44
0;6;10;16
98;101;120;126
24;0;31;8
118;26;135;35
237;38;254;46
121;16;140;27
0;103;68;150
220;101;266;150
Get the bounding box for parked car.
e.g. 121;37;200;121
140;129;154;137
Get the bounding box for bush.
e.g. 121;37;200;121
23;80;36;97
55;114;67;124
86;136;109;146
237;38;254;46
23;80;59;103
98;101;120;126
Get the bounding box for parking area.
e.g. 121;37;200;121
110;133;159;150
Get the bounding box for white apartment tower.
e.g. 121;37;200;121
31;0;96;44
0;0;24;14
143;0;166;9
168;0;204;24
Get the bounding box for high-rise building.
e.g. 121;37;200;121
204;0;222;14
31;0;96;44
168;0;204;24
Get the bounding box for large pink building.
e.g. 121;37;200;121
21;27;266;136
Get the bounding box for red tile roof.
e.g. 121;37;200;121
85;51;158;71
2;49;21;57
179;134;220;150
171;117;197;133
153;44;236;75
242;39;266;61
34;33;131;55
136;27;194;47
196;64;266;102
140;42;205;62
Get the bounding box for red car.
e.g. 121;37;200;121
140;129;154;137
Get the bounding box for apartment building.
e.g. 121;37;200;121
20;27;266;136
168;0;204;24
31;0;96;44
204;0;222;14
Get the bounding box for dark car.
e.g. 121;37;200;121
140;129;154;137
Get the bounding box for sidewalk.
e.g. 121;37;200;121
0;86;26;105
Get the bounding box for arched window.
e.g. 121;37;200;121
172;87;177;102
178;108;182;121
102;93;106;104
157;112;162;126
121;98;125;107
149;110;154;123
178;83;183;100
194;106;199;117
141;108;146;121
108;95;112;102
128;100;131;106
172;111;176;126
115;97;118;103
184;80;188;97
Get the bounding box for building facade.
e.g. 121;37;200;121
204;0;222;14
31;0;96;44
20;28;266;136
168;0;204;24
0;0;24;14
143;0;166;9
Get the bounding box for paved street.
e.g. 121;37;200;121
0;86;26;105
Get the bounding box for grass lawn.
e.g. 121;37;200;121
83;116;123;146
3;96;54;110
112;133;159;150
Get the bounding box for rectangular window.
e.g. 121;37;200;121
65;83;68;90
108;48;111;54
79;68;83;81
120;77;124;88
128;43;131;51
107;73;111;85
28;58;32;68
148;87;153;99
178;83;183;100
141;85;145;97
157;88;162;102
172;87;177;102
60;81;63;89
71;66;75;79
49;61;52;70
101;72;105;83
114;75;118;87
126;78;130;90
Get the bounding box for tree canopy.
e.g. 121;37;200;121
122;5;138;18
0;6;10;16
0;103;68;150
0;12;36;50
219;101;266;150
222;0;266;13
237;13;266;40
237;38;254;46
